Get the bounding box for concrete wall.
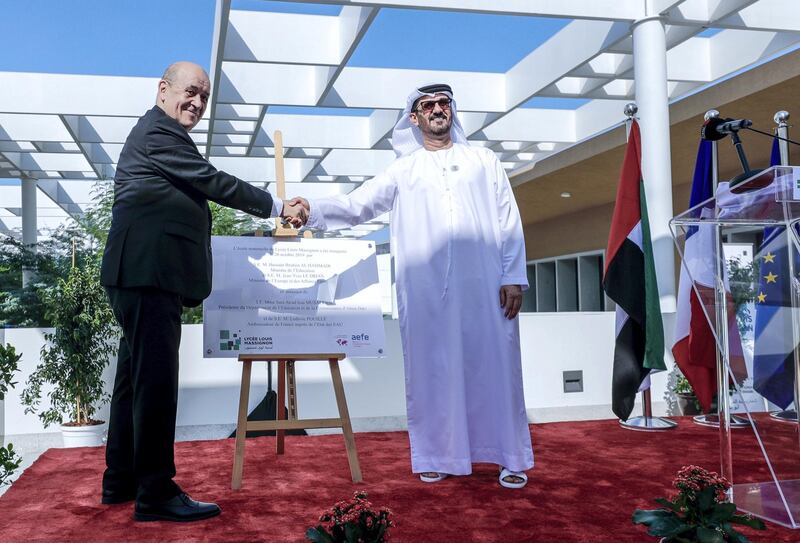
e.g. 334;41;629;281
1;314;672;445
523;202;614;262
523;182;693;264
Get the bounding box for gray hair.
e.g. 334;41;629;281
161;63;181;83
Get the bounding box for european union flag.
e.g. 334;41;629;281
770;133;782;167
752;138;797;409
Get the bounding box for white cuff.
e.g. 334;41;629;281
304;200;327;230
272;198;284;217
501;276;529;291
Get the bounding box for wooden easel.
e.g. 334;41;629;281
231;353;362;489
271;130;311;239
231;131;363;489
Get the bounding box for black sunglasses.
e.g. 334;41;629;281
416;97;452;113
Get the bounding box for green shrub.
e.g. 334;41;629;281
21;264;117;427
0;343;22;486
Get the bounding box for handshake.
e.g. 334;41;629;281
280;196;311;228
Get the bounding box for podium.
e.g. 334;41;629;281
671;165;800;528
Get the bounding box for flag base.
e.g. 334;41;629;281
692;414;750;428
618;416;678;432
769;410;798;423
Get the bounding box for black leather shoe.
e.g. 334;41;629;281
101;488;137;505
134;493;221;522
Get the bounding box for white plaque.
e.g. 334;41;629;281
792;166;800;201
203;236;385;358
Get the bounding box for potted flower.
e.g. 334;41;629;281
633;465;765;542
674;373;703;416
0;343;22;486
20;264;117;447
306;490;395;543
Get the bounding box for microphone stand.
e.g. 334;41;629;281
726;119;800;185
729;130;753;181
723;124;765;187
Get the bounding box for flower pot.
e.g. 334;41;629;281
676;392;702;416
61;421;106;448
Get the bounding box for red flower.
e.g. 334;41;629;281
307;491;394;543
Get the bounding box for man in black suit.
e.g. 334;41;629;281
100;61;306;522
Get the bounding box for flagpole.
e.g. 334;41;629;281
712;109;736;482
708;110;719;192
775;111;790;165
693;110;747;433
708;109;725;436
768;111;799;424
697;109;724;434
618;102;677;433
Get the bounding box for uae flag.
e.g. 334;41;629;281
603;120;665;421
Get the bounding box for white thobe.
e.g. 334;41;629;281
312;143;534;474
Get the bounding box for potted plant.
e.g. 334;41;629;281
633;465;765;542
306;490;395;543
0;343;22;486
20;263;117;447
674;373;703;416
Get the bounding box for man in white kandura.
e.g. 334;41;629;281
297;83;533;488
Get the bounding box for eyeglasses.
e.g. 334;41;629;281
416;97;452;113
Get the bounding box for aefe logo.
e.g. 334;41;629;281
351;333;369;341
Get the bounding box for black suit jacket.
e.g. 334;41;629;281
101;106;275;306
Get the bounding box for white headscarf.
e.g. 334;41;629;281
390;83;469;157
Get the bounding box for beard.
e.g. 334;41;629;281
426;114;451;136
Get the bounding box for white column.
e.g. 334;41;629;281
21;177;37;287
632;16;676;314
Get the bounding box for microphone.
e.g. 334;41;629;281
701;117;753;141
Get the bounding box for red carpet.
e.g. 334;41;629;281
1;417;798;542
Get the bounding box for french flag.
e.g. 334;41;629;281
672;140;747;412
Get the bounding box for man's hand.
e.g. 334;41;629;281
499;285;523;320
281;200;307;228
286;196;309;212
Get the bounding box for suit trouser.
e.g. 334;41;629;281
103;286;183;503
